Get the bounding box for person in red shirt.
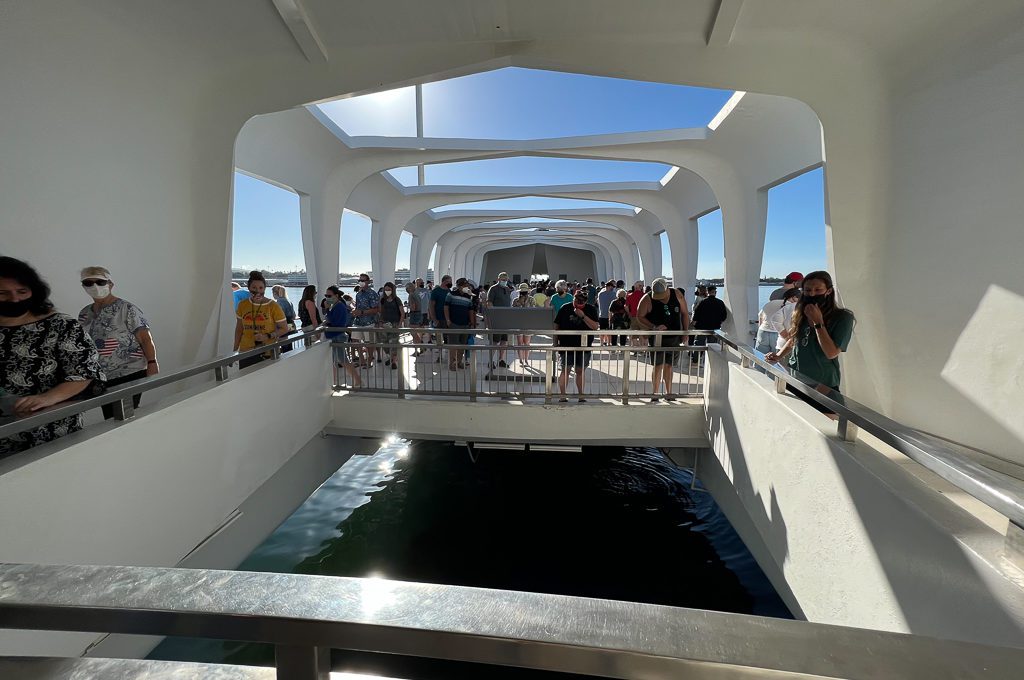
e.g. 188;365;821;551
625;280;645;346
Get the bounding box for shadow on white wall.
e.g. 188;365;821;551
941;284;1024;445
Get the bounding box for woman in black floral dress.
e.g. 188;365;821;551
0;257;103;457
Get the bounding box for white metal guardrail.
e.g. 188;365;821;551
1;563;1022;680
327;328;713;403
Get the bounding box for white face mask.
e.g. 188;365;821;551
84;284;110;300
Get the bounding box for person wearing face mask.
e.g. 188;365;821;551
351;273;380;367
485;272;512;368
553;290;600;403
428;275;453;362
323;285;361;387
233;270;287;370
767;271;856;399
1;257;103;456
378;282;404;370
77;266;159;419
443;277;476;370
511;282;536;366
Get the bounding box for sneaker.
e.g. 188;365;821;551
498;360;508;368
390;363;397;370
385;359;391;366
558;397;569;403
665;394;677;402
577;398;587;403
651;397;660;403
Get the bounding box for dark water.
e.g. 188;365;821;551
150;440;789;676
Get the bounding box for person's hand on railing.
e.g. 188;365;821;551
764;351;781;363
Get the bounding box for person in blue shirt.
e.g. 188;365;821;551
323;285;360;388
427;275;453;361
231;281;249;310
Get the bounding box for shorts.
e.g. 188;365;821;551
598;318;609;330
557;348;592;370
648;348;683;367
332;343;351;365
445;323;469;346
379;331;399;347
649;338;683;366
350;328;375;342
629;317;642;330
493;333;508;342
409;312;424;326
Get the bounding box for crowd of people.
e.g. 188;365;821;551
0;255;854;457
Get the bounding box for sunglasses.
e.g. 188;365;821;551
81;279;109;287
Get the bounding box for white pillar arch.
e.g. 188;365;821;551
467;239;613;284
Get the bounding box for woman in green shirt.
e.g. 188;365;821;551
766;270;855;392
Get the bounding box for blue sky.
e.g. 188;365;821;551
233;67;826;279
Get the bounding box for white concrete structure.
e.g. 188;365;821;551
4;0;1024;662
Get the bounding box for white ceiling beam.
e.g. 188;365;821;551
271;0;329;63
706;0;744;47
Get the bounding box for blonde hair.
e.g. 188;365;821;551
616;289;627;299
271;285;286;298
80;266;111;281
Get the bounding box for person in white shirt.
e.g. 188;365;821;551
756;297;786;354
771;287;802;352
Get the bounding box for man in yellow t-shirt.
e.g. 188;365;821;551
233;275;287;369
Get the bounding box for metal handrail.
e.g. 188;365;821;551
713;331;1024;528
0;328;326;440
0;563;1021;679
0;328;710;441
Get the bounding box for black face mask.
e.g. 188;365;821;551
0;299;33;318
802;293;827;305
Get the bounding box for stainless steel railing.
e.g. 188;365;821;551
327;327;713;403
0;328;326;441
712;331;1024;530
1;562;1022;679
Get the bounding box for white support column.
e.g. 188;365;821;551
369;220;403;285
720;186;769;339
667;217;699;294
309;191;344;294
408;234;421;279
297;192;317;286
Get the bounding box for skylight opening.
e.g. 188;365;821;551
382;157;672;188
429;196;639;214
315;67;734;140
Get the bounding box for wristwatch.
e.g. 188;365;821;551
812;323;823;330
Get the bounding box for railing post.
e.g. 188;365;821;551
837;418;859;443
270;344;281;360
470;345;478;402
544;350;553;405
1006;522;1024;573
111;397;135;421
275;644;330;680
741;355;753;369
621;347;631;405
214;365;229;382
396;343;406;398
774;374;786;394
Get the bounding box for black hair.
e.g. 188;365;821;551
0;256;55;315
782;287;801;301
326;285;342;296
707;285;717;293
247;270;266;286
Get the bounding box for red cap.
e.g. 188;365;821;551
785;271;804;283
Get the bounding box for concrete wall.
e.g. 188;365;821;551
330;395;708;448
482;244;598;283
701;347;1024;647
0;343;340;656
881;22;1024;462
